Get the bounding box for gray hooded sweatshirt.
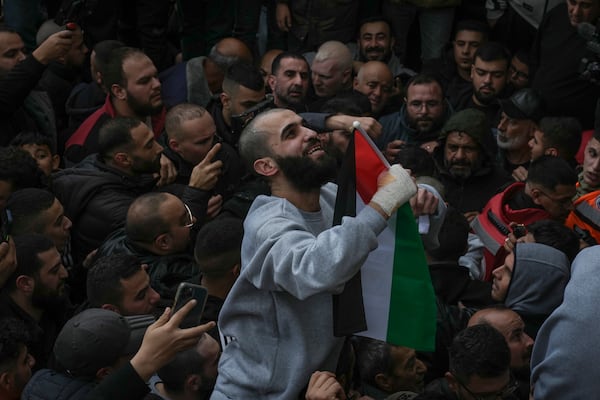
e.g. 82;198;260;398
504;243;570;337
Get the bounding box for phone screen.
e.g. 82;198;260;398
172;283;208;329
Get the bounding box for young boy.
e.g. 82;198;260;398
10;132;60;176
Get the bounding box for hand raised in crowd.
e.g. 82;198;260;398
383;140;405;164
32;30;73;65
463;211;479;223
305;371;346;400
156;154;178;187
410;187;440;216
325;115;383;141
512;166;528;182
276;3;292;31
130;299;216;382
370;164;417;218
0;238;16;288
189;143;223;191
207;194;223;219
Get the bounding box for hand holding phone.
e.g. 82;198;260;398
172;283;208;329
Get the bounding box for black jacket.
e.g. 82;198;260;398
95;228;201;300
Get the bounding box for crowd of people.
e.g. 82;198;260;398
0;0;598;399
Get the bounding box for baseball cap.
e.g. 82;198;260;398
499;88;544;122
53;308;155;378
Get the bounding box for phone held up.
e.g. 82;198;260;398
172;282;208;329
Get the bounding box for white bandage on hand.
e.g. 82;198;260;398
371;164;417;217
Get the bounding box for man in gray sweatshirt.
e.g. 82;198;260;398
210;108;417;399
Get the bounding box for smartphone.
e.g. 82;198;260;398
172;283;208;329
0;209;12;243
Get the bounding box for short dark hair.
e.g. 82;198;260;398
473;42;510;65
321;92;371;116
92;40;125;77
222;62;265;94
0;318;31;372
7;234;56;292
357;16;394;37
98;117;142;161
10;131;56;154
449;324;510;381
0;147;44;188
271;52;309;76
354;336;394;387
538;117;582;162
513;49;530;66
427;207;469;261
238;108;281;172
454;19;490;40
406;73;444;97
86;254;143;308
527;219;580;263
102;47;145;93
527;155;578;191
125;192;171;244
194;217;243;276
6;188;56;236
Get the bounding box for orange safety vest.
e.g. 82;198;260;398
565;190;600;245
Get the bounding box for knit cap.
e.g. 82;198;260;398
439;108;490;146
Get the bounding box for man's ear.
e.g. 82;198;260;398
95;367;112;381
168;137;180;153
15;275;34;294
232;263;241;278
112;152;130;168
353;76;359;90
220;92;231;110
111;84;126;101
529;186;543;206
267;75;276;92
544;147;559;157
470;64;475;80
374;372;393;392
51;154;61;171
101;304;120;313
186;374;202;392
445;372;459;393
253;157;278;177
342;68;352;85
0;371;12;391
154;233;171;252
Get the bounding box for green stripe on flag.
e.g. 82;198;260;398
387;202;437;352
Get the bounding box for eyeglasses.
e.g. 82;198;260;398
183;203;194;228
509;64;529;81
407;100;441;110
456;375;518;400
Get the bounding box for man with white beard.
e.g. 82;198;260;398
496;89;544;175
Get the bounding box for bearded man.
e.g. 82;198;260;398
0;235;70;370
64;47;167;166
433;109;510;221
210;108;417;399
378;74;452;162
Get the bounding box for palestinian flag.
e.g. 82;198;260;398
332;126;436;351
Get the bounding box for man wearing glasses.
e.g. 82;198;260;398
378;74;452;162
94;192;200;300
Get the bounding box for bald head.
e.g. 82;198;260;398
468;307;534;373
260;49;284;83
312;41;353;98
210;38;253;70
354;61;393;114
